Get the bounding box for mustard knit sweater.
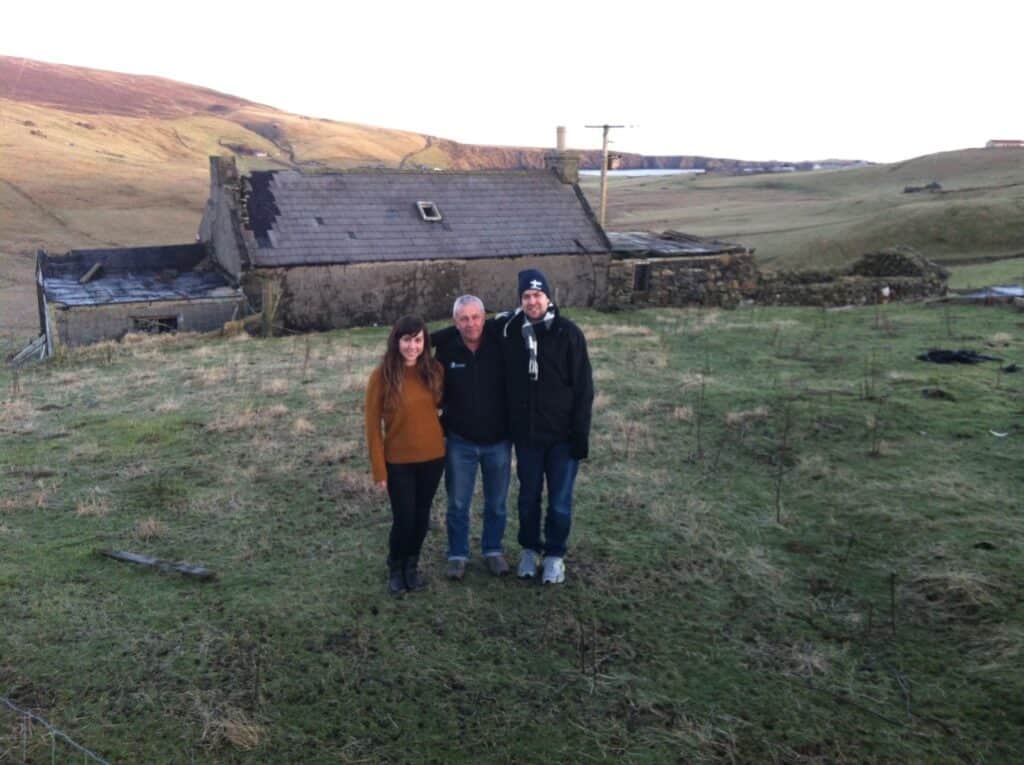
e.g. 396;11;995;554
364;364;445;483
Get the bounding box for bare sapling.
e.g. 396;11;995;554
773;399;796;524
302;335;312;381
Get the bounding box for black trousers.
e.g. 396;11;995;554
386;458;444;560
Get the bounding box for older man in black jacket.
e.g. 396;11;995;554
433;295;513;580
498;269;594;585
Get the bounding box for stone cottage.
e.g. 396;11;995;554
198;150;611;330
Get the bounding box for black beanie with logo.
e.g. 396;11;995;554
518;269;552;301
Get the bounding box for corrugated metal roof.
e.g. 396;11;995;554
244;170;608;267
607;231;748;258
40;244;240;306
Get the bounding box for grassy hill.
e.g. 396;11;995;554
586;148;1024;271
2;303;1022;762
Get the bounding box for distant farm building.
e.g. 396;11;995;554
985;139;1024;149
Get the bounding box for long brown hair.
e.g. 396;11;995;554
377;315;443;411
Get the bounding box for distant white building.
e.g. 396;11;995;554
986;139;1024;149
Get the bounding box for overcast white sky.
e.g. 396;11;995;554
3;0;1021;162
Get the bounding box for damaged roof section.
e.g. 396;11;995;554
39;244;238;306
607;230;749;259
242;169;609;266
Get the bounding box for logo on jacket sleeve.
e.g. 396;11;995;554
449;361;467;369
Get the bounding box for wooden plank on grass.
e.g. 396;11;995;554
96;549;217;581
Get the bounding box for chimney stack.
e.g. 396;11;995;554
545;126;580;185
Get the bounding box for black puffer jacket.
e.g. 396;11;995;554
498;308;594;458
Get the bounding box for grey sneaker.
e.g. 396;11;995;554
517;549;540;579
484;553;510;577
445;559;466;581
542;556;565;585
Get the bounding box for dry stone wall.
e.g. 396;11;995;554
605;247;947;310
606;253;760;309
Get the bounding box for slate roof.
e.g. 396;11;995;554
243;170;609;267
39;244;239;306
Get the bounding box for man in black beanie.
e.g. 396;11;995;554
499;268;594;584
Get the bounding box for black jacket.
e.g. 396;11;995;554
431;327;509;444
498;308;594;458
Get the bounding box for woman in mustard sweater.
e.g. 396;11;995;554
365;315;446;595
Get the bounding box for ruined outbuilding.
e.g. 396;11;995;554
605;230;759;308
36;244;243;352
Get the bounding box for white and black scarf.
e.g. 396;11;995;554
502;306;556;381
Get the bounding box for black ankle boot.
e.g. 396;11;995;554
387;557;407;596
403;555;428;592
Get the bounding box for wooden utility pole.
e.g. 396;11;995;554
585;124;624;228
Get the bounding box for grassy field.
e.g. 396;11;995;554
583;148;1024;272
2;303;1022;763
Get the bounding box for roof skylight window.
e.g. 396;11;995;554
417;201;443;222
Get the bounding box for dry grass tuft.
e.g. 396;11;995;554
337;467;379;499
582;323;655;341
317;440;359;465
607;413;654;456
135;517;169;541
0;398;34;426
314;398;338;413
263;404;289;419
221;717;264;750
906;568;1009;624
787;642;832;677
261;378;290;396
291;417;316;435
725;406;769;426
988;332;1013;347
75;488;111;517
593;366;616;383
156;398;182;413
206;409;257;433
968;624;1024;673
0;523;8;535
672;405;695;421
592;392;615;412
677;372;712;391
338;370;374;392
197;366;229;386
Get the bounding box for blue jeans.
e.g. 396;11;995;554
444;433;512;560
515;441;579;558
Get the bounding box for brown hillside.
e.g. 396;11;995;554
1;56;259;118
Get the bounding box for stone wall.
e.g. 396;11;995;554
755;274;946;306
246;253;609;330
606;253;760;309
606;249;947;310
52;298;243;348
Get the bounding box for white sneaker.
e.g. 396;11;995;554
517;549;540;579
542;556;565;585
